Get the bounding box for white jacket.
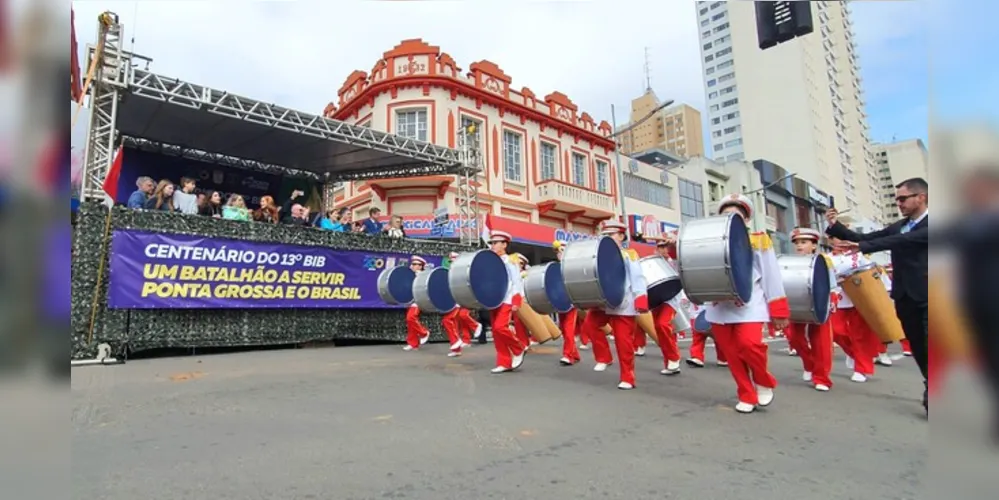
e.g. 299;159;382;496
704;232;788;325
605;250;647;317
500;254;524;307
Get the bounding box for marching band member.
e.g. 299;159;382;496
667;194;788;413
579;220;649;390
511;253;539;350
785;228;837;391
441;252;482;357
403;256;431;351
827;235;883;383
651;240;682;375
486;230;527;373
686;302;728;368
554;241;582;366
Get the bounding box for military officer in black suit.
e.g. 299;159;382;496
825;177;929;415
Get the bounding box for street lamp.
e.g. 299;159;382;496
610;98;675;223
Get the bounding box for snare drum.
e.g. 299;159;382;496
639;255;683;309
561;236;627;309
377;266;416;305
676;212;754;305
448;250;509;310
412;267;457;313
524;262;574;314
777;254;832;324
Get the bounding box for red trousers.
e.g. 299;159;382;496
786;321;834;387
582;310;637;386
831;308;880;376
455;308;478;344
559;308;581;362
711;322;777;405
491;304;524;369
513;314;531;347
575;313;591;346
633;323;648;349
652;305;681;365
405;305;428;348
443;308;479;351
690;331;727;363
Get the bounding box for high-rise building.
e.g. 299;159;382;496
617;91;704;158
695;1;883;224
872;139;929;221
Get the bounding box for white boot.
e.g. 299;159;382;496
877;353;893;366
815;384;831;392
617;381;634;390
447;350;462;357
402;345;416;351
845;356;855;370
511;352;525;370
635;346;646;357
851;372;867;383
593;363;609;372
735;402;755;413
803;371;813;382
559;357;574;366
490;366;509;374
661;360;681;375
757;387;775;407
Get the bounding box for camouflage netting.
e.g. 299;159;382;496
70;202;477;359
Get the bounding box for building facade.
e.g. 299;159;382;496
872;138;929;221
694;0;883;224
618;91;705;158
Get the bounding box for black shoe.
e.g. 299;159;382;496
477;331;490;344
923;381;928;416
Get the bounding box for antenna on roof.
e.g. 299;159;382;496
643;47;652;92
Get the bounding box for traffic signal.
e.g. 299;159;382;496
755;1;814;50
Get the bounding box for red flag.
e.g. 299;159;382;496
101;146;123;207
71;8;83;102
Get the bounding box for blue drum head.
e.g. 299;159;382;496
543;262;574;313
388;266;416;304
427;268;457;312
811;255;832;324
727;214;754;304
470;250;509;309
694;310;711;333
596;237;627;308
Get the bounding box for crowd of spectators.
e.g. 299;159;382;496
123;176;409;238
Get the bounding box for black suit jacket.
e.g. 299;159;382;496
825;216;928;303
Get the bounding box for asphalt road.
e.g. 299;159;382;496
72;339;927;500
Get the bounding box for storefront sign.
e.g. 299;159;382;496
627;214;680;239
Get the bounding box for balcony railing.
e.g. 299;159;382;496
535;180;615;213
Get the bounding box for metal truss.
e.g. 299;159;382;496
127;68;465;176
455;127;483;247
121;136;319;180
79;16;127;202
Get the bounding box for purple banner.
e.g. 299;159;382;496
107;230;442;309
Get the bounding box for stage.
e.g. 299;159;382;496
72;341;928;500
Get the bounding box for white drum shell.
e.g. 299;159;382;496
412;269;440;313
561;238;623;310
777;254;829;324
676;213;742;304
524;263;555;315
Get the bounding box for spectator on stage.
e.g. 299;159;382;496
363;207;385;235
127;176;154;209
173;176;198;215
386;215;406;238
222;194;251;221
254;195;280;223
143;180;180;212
199;190;222;218
282;203;311;226
320;207;349;231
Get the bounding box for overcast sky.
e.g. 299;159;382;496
71;0;958;151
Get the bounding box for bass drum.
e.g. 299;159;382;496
777;254;832;324
676;212;754;305
639;255;683;309
448;250;509;310
377;266;416;305
693;310;712;337
412;267;457;313
524;262;574;314
561;237;627;310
